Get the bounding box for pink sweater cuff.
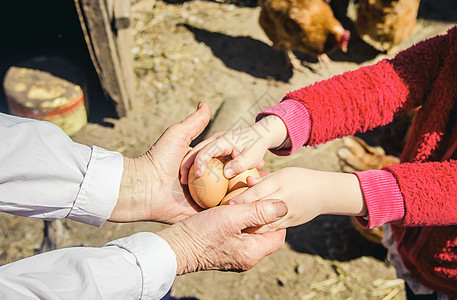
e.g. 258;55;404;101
256;99;311;156
354;170;405;229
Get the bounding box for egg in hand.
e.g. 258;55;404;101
227;168;260;192
220;187;248;205
188;158;229;209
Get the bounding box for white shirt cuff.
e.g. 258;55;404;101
106;232;177;299
68;146;123;227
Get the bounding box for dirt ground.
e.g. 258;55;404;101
1;0;457;299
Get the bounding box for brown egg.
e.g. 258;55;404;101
188;158;229;209
227;168;260;193
220;187;248;205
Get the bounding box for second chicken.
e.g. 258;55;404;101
259;0;350;69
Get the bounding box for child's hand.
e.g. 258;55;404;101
180;115;289;184
229;168;366;230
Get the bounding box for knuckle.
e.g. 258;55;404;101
244;260;256;271
170;122;183;133
235;251;256;271
196;113;208;126
253;202;271;224
229;159;244;172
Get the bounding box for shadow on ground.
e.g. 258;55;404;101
286;215;387;262
182;24;294;82
182;23;384;81
418;0;457;23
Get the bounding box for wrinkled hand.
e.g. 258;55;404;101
156;199;288;275
180;115;288;183
109;103;211;224
229;167;366;230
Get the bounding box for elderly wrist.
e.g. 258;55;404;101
118;157;135;201
157;225;197;276
109;157;136;221
112;156;158;222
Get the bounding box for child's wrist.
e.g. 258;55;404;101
254;115;289;149
321;173;366;217
343;174;366;216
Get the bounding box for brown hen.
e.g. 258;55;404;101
356;0;421;51
258;0;350;70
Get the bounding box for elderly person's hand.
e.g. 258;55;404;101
109;103;211;224
156;199;288;275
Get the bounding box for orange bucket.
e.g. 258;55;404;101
3;57;87;136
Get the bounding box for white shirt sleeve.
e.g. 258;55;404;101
0;113;177;299
0;233;177;300
0;112;122;226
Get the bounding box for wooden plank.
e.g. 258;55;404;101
113;0;137;110
113;0;131;29
73;0;133;116
115;26;137;111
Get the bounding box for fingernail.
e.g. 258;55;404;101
224;168;233;178
196;167;202;176
273;201;288;218
197;102;203;109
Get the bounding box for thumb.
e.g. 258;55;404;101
236;200;288;229
176;102;211;145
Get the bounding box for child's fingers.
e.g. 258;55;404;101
180;137;217;184
258;170;270;177
194;138;236;177
224;153;263;178
230;178;279;205
255;159;266;170
180;132;226;184
258;167;270;177
224;159;269;176
246;175;263;187
246;172;272;187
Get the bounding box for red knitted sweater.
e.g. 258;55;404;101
277;27;457;296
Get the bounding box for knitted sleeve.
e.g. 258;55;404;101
283;27;454;147
279;27;457;226
384;161;457;226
